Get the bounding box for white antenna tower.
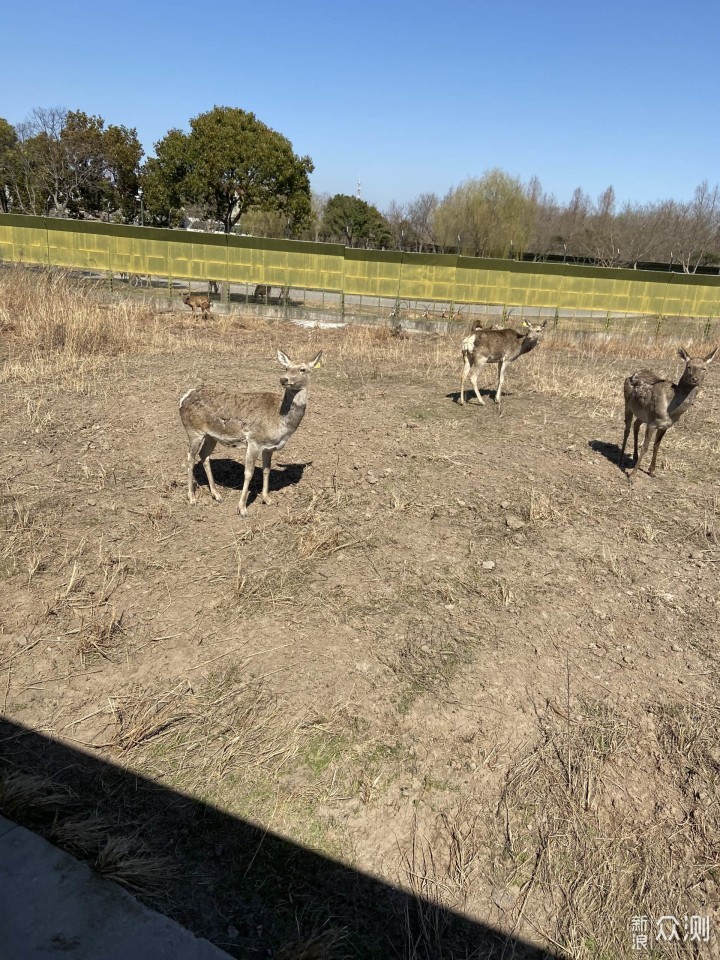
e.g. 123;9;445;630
356;178;362;199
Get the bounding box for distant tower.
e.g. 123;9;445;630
356;178;362;199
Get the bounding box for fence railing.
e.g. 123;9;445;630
2;212;720;319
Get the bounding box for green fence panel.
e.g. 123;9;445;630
456;257;509;305
1;214;720;318
400;253;458;301
0;213;49;265
343;248;402;298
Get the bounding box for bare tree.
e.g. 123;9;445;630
406;192;439;251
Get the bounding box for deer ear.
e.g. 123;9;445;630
704;346;718;364
277;350;292;368
522;319;531;329
309;351;323;368
541;318;548;329
678;347;690;362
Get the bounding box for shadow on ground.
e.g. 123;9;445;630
588;438;628;472
446;389;506;405
0;717;556;960
192;459;308;502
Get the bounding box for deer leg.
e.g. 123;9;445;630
238;444;258;518
469;360;486;406
198;437;222;502
621;409;633;466
261;449;273;505
495;360;507;403
186;431;206;504
648;428;667;477
629;425;653;481
632;419;641;463
460;356;471;404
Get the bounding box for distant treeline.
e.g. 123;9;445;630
2;106;718;273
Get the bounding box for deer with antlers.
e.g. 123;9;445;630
179;350;323;517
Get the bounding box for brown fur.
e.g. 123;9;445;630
460;320;547;405
182;293;211;319
621;346;717;479
179;350;323;517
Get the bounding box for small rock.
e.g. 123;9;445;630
366;473;378;485
457;499;467;507
505;515;525;530
671;643;683;653
481;560;496;570
500;500;510;509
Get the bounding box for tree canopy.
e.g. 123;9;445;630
321;194;391;248
0;108;142;221
143;106;313;234
1;103;720;269
434;170;535;258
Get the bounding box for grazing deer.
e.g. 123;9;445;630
179;349;323;517
460;319;547;405
254;284;272;300
621;346;717;480
182;292;211;319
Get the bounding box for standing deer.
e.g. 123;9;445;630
621;346;717;480
179;350;323;517
254;284;272;300
182;292;211;319
459;319;547;405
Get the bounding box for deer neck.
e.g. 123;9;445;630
280;385;308;430
518;336;538;357
667;378;699;418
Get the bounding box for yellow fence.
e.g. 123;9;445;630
1;213;720;318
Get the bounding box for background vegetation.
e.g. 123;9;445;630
2;105;720;271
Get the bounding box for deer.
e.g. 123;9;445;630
254;284;272;300
459;319;547;405
621;346;717;480
179;349;323;517
182;292;211;320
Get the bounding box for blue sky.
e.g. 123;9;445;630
4;0;717;211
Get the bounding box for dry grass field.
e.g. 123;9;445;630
1;267;719;959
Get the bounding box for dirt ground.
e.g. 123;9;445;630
1;277;719;959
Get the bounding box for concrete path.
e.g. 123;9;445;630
0;816;232;959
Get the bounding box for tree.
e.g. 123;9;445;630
434;170;535;257
141;129;190;227
309;191;330;241
321;195;392;248
2;108;142;220
383;200;413;250
143;106;314;234
406;192;439;251
0;118;18;213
